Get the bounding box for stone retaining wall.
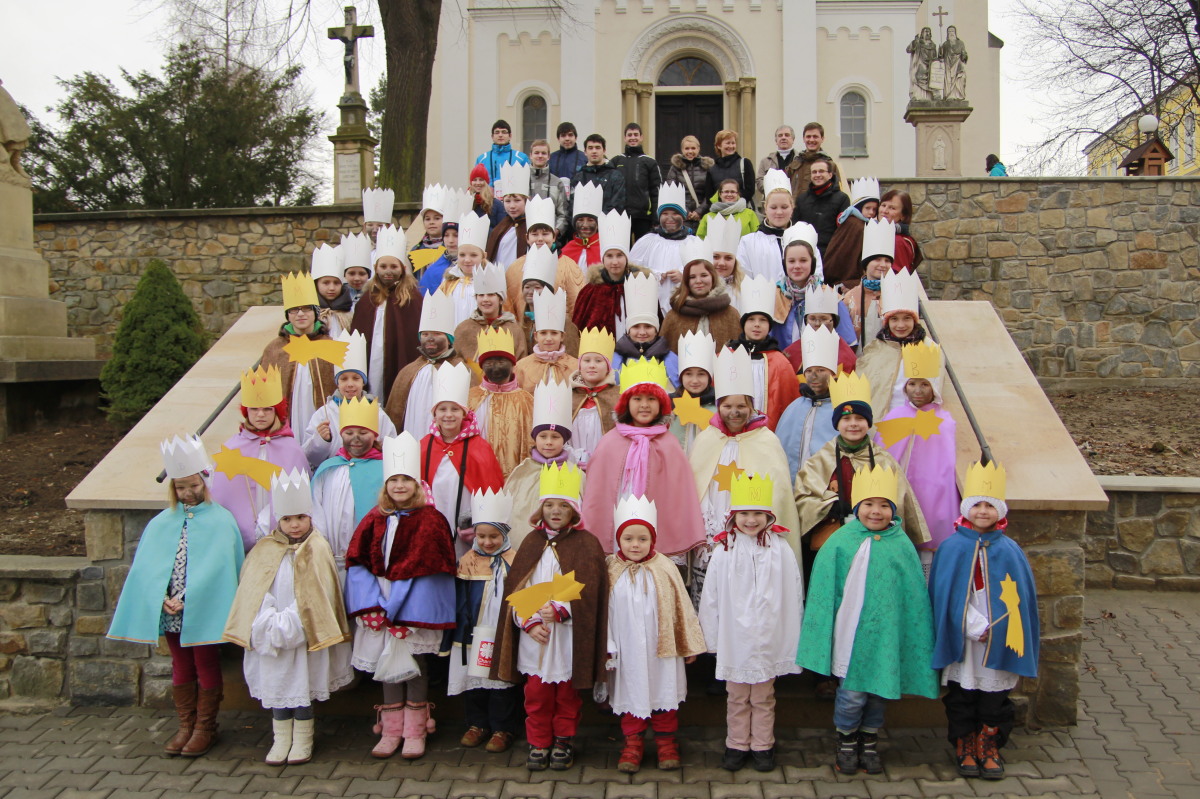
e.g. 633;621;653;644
1085;477;1200;590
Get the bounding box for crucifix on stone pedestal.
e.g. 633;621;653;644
327;5;379;204
328;6;374;101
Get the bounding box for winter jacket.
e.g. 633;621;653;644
549;146;588;180
569;160;626;218
475;143;530;187
755;150;797;197
786;150;843;200
665;153;715;216
611;146;662;220
793;177;850;255
530;165;569;234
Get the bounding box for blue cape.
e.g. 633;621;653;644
313;455;383;528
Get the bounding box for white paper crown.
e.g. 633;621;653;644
715;344;755;400
739;274;777;320
161;434;211;480
782;221;819;252
679;236;714;269
624;272;660;329
861;218;896;263
804;282;840;318
572;182;605;220
762;168;791;197
532;286;567;332
340;231;374;271
362;187;395;224
431;361;471;410
374;224;409;266
458;211;490;253
418;289;456;335
522;244;558;287
533;376;573;432
849;177;881;207
599;209;631;257
499;161;531;197
704;210;743;256
311;243;344;283
442;187;473;223
334;329;369;377
881;269;922;318
420;183;448;216
473;262;507;297
270;468;313;518
526;195;556;231
471;488;514;527
801;323;840;373
657;182;687;215
615;494;657;532
381;432;421;481
678;330;715;376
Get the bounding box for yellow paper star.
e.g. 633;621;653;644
212;445;283;490
283;335;349;366
506;571;586;620
672;390;712;430
713;460;744;493
874;409;944;448
408;246;446;273
999;574;1025;656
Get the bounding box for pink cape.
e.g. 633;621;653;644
580;426;706;557
209;426;311;551
874;402;960;550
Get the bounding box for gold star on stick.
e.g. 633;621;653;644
506;571;586;620
213;445;283;489
283;335;349;366
713;460;744;492
673;390;712;430
874;409;944;448
409;246;446;273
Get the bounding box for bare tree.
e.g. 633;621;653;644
1016;0;1200;174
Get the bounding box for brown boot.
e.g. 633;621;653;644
976;724;1005;780
181;687;222;757
164;682;197;756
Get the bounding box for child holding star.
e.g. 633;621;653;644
668;330;717;456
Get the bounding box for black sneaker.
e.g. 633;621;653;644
721;747;749;771
549;737;574;770
858;731;883;774
750;748;775;771
526;746;550;771
835;732;860;775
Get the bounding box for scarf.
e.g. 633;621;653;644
757;221;785;238
876;324;928;345
810;181;833;197
428;409;483;442
838;205;871;225
335;446;382;461
799;383;828;401
240;421;294;441
674;288;731;317
777;277;807;303
710;411;769;438
319;285;353;312
282;321;325;337
533;344;567;363
862;278;881;292
419;234;442;248
729;334;781;358
471;524;513;583
419;347;458;366
615;334;671;361
615;422;668;497
834;437;874;517
530;449;571;466
480;376;520;393
710;197;748;216
652;225;691;241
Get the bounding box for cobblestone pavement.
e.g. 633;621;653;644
0;590;1195;799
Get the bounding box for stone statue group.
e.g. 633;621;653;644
907;26;968;103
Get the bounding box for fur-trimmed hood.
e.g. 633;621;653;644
670;153;715;171
584;261;652;286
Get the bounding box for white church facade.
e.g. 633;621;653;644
425;0;1002;182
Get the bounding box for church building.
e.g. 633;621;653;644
425;0;1002;181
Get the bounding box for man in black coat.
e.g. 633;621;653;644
792;156;850;256
568;134;626;224
611;123;662;243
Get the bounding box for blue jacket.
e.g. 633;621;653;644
550;147;587;180
475;144;529;186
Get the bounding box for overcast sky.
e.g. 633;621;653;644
2;0;1057;185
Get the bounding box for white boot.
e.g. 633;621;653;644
265;718;293;766
287;717;315;765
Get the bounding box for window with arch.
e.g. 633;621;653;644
657;57;721;87
840;91;867;157
521;94;547;154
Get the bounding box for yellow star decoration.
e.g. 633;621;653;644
408;246;446;273
874;409;944;448
998;574;1025;656
713;460;745;493
283;335;349;366
673;390;712;430
506;571;586;621
213;445;283;490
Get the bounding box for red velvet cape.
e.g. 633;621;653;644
344;505;457;581
418;432;505;494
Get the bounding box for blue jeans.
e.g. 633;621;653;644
833;684;888;734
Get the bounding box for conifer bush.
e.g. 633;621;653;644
100;260;206;429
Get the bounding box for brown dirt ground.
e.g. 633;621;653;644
0;388;1195;558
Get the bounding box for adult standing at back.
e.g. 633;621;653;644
705;130;755;210
569;134;626;219
792;157;849;256
549;122;587;181
665;135;714;223
612;123;663;244
756;125;797;198
475;120;529;188
786;122;843;199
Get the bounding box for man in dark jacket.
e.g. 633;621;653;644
792;157;849;256
786;122;843;199
568;134;626;222
549;121;588;181
611;123;662;243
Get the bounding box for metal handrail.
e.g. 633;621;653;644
918;299;995;466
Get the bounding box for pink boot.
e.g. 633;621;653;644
401;702;430;759
370;703;405;758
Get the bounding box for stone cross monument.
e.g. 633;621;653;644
903;6;973;177
327;6;378;204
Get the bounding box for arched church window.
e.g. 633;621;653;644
657;57;721;87
840;91;867;157
522;95;547;153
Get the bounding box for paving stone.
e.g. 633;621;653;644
708;785;764;799
813;780;871;799
864;779;919;799
761;784;815;799
551;784;605;799
499;782;554;799
603;784;658;799
658;785;714;799
396;778;453;798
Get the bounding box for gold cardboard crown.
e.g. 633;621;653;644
619;356;670;395
964;461;1007;501
850;464;900;508
281;271;320;310
476;326;515;362
578;327;616;362
828;371;871;409
730;472;774;511
538;462;583;502
338;396;379;435
901;340;942;380
240;365;283;407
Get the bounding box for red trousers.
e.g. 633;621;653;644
523;674;582;747
620;709;678;737
164;632;223;690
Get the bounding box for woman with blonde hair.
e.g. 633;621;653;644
665;135;714;221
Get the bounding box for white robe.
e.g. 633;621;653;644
243;551;353;707
516;544;575;684
445;271;477;328
497;227;518;269
942;578;1020;692
402;364;438;439
302;398;397;471
368;305;387;404
698;530;803;684
448;566;515;695
736;232;784;283
289;364;317;448
630;233;697;315
832;538;872;679
310;466;357;565
606;566;688;718
572;405;603;469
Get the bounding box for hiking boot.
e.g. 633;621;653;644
955;732;980;777
858;731;883;774
977;725;1005;780
835;731;860;774
526;745;550;771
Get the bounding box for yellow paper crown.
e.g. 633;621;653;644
338;396;379;435
538;462;583;502
476;326;515;362
281;271;320;310
964;461;1007;501
619;356;670;395
240;365;283;407
850;464;900;508
578;327;616;362
828;371;872;409
730;472;774;512
901;340;942;380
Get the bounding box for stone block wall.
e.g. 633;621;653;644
1085;480;1200;590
